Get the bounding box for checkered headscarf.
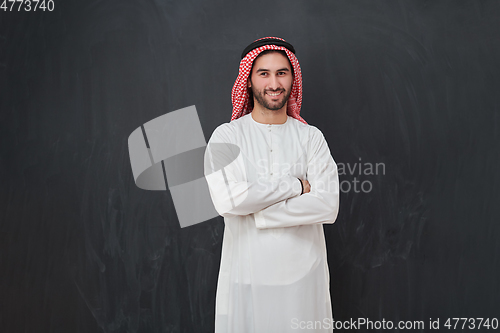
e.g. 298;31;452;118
230;37;307;124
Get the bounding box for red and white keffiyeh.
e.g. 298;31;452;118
230;37;307;125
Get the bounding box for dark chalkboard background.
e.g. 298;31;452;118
1;1;499;332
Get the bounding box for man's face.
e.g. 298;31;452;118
247;51;293;111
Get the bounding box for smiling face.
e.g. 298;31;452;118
247;51;293;112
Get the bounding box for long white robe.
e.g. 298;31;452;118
204;113;340;333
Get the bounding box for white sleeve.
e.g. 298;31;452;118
253;128;340;229
204;124;302;219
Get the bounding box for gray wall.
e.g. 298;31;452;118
1;0;499;332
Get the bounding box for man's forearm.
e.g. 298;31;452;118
205;172;302;218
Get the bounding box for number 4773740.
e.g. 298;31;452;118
1;0;55;12
444;318;499;330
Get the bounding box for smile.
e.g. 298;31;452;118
266;91;283;97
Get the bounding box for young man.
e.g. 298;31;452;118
204;37;340;332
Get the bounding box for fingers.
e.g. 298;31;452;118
302;179;311;194
298;178;311;194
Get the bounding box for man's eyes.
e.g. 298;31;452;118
259;72;287;76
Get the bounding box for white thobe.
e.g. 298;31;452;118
204;113;340;333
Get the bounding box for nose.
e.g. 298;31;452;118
268;74;280;91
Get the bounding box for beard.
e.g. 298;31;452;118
250;86;292;111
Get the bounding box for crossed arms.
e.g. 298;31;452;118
204;124;339;229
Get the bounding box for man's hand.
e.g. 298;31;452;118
298;178;311;194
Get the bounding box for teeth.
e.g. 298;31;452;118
267;92;282;96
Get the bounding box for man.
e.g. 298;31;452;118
204;37;340;333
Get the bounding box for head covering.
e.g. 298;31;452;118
231;37;307;124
